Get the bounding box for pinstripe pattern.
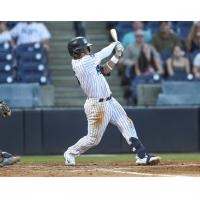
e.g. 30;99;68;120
72;54;111;98
67;44;138;156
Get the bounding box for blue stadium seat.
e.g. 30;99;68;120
0;62;12;71
147;22;160;33
16;43;48;84
20;62;47;71
16;43;44;53
0;52;14;63
0;42;12;53
116;22;132;41
0;42;14;65
0;42;15;83
160;49;172;67
18;52;46;63
0;83;42;108
176;21;193;40
0;71;14;83
16;43;47;63
19;71;48;85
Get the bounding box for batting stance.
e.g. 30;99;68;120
0;101;20;167
64;37;160;165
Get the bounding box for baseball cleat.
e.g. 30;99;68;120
64;151;76;165
0;156;20;167
135;154;160;165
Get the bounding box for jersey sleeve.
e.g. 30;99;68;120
0;31;12;43
38;23;51;41
94;42;117;64
10;23;22;38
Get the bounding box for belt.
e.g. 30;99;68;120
98;95;112;102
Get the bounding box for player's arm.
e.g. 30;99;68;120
95;42;118;61
102;42;124;75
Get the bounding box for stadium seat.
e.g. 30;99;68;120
0;42;12;53
160;49;172;70
147;21;160;33
157;81;200;105
0;52;14;63
176;21;193;40
16;43;48;84
0;62;12;71
0;83;42;108
16;43;46;63
116;21;132;41
16;43;45;53
19;70;48;85
0;71;14;83
0;42;15;83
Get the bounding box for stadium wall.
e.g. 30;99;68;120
0;107;199;155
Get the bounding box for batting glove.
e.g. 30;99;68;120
115;42;124;57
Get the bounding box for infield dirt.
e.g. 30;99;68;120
1;160;200;177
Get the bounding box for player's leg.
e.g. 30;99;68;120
64;100;112;165
110;98;160;165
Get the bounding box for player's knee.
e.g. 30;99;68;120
87;136;100;147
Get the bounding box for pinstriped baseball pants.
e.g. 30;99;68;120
67;97;138;156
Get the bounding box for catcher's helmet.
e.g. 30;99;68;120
68;36;92;58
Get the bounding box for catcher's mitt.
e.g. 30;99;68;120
0;101;11;118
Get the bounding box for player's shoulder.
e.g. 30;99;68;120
12;22;26;30
30;22;45;29
80;54;95;63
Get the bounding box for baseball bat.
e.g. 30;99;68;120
110;29;118;42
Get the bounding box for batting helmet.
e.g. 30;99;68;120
68;37;92;58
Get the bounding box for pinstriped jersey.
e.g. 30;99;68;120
72;53;111;98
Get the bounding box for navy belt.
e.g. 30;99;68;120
99;95;112;102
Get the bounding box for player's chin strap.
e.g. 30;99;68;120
129;137;146;159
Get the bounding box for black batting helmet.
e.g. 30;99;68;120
68;37;92;58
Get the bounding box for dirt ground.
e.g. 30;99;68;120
1;160;200;177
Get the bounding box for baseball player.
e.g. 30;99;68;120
0;101;20;167
64;37;160;165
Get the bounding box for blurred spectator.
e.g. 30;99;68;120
6;22;18;30
10;22;51;51
119;30;160;85
193;52;200;80
131;44;163;102
166;45;191;81
74;22;86;37
187;22;200;53
122;21;152;47
135;44;163;76
152;21;181;53
0;22;12;44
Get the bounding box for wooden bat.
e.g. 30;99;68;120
110;29;118;42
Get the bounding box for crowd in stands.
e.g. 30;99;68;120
0;21;51;85
111;21;200;105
